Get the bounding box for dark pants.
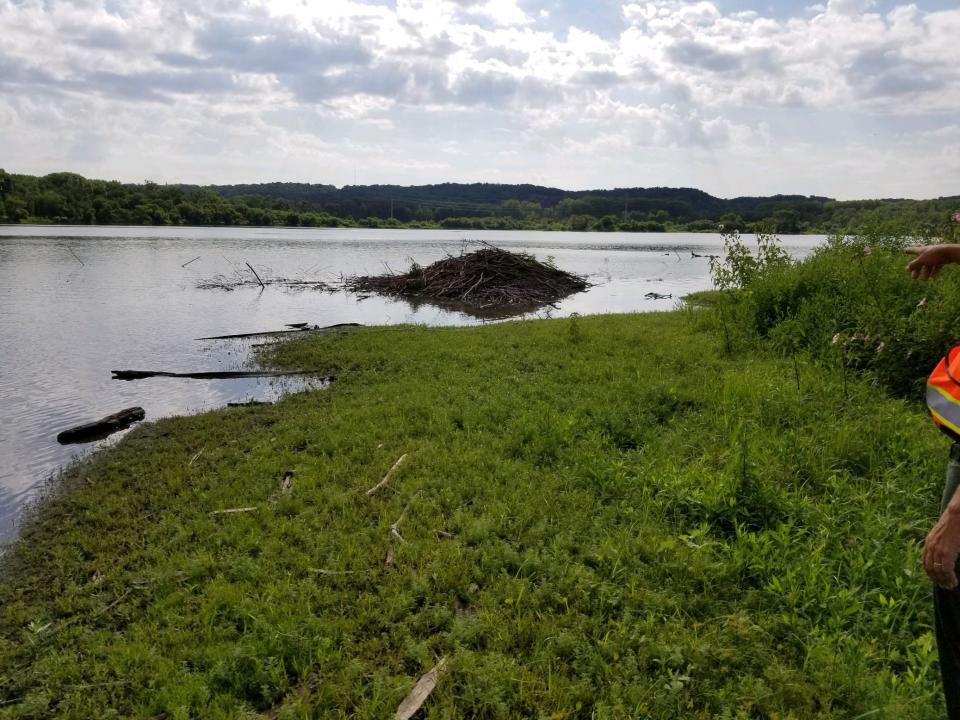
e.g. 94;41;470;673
935;443;960;718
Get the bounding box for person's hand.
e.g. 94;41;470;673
923;510;960;589
906;245;959;281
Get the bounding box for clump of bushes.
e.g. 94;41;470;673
710;225;960;397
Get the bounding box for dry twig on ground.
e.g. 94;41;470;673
366;454;408;496
394;658;447;720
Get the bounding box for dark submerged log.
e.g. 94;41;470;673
196;323;360;341
111;370;335;381
57;407;146;444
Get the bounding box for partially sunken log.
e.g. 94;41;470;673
345;246;588;311
57;407;145;444
196;323;360;341
111;370;334;381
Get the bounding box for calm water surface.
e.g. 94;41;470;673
0;226;825;541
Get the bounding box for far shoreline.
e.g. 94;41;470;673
0;222;830;235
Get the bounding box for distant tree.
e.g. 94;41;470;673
771;208;801;234
35;190;67;219
592;215;618;232
5;196;28;222
566;214;593;231
500;199;541;219
719;212;745;231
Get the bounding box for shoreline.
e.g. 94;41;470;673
0;221;832;235
0;312;944;717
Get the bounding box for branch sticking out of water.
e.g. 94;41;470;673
245;262;266;289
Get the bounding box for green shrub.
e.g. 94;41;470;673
718;228;960;396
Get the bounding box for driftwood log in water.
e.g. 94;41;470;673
57;407;146;444
111;369;335;381
196;322;361;341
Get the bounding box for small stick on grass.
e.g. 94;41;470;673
92;589;132;618
366;454;408;496
188;449;204;467
389;491;422;544
394;657;448;720
209;506;258;516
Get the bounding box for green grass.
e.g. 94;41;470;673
0;312;950;718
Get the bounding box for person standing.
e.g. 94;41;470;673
907;243;960;718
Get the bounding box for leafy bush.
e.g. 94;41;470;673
725;228;960;396
709;230;789;291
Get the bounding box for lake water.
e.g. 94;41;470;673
0;226;825;541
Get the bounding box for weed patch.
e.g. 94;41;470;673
0;314;948;718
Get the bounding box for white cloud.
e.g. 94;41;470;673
0;0;958;197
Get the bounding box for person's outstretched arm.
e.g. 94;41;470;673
906;244;960;281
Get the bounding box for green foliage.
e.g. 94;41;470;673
4;170;959;233
0;172;354;228
709;230;789;291
0;314;946;717
723;228;960;396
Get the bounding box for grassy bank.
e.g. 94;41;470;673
0;312;949;718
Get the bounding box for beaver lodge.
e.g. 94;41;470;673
345;246;589;314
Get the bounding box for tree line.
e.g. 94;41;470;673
1;169;957;234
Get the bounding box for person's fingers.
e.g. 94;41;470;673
905;246;926;256
924;543;959;588
938;555;958;589
925;553;947;585
931;266;943;279
923;540;943;582
946;569;958;590
923;542;934;579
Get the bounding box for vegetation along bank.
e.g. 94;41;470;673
0;231;957;717
3;168;960;235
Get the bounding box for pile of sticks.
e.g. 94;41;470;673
345;246;588;309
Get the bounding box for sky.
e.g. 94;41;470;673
1;0;958;199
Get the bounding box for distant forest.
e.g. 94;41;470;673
1;169;957;235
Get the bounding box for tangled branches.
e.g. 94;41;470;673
345;246;588;311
